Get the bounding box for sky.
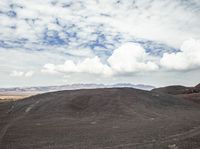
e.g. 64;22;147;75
0;0;200;88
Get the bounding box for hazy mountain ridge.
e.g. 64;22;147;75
0;83;155;93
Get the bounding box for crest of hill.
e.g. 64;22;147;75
152;83;200;103
195;83;200;89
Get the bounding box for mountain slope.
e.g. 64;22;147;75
0;88;200;149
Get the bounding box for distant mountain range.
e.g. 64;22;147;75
0;83;155;94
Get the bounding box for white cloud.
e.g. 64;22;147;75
108;43;159;73
160;39;200;70
78;56;112;75
10;70;34;77
10;71;24;77
42;56;112;76
43;43;158;75
24;71;34;77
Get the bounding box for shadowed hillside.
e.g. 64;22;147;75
152;83;200;103
0;88;200;149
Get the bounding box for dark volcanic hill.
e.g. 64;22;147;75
1;88;200;149
195;83;200;89
152;83;200;103
152;85;191;95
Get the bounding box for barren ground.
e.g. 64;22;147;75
0;88;200;149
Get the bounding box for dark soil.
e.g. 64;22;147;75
1;88;200;149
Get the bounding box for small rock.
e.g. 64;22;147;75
91;121;97;125
168;144;178;149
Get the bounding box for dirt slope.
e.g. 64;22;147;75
0;88;200;149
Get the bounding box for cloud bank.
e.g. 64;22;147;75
42;43;159;76
43;56;112;76
10;70;34;77
43;39;200;76
161;39;200;70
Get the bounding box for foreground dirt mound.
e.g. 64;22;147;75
152;83;200;103
0;88;200;149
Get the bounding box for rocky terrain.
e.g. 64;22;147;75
0;87;200;149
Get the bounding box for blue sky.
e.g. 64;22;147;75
0;0;200;87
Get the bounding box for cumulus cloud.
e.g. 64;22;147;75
108;43;159;73
160;39;200;70
24;71;34;77
10;70;34;77
43;56;112;76
10;71;24;77
43;43;158;75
